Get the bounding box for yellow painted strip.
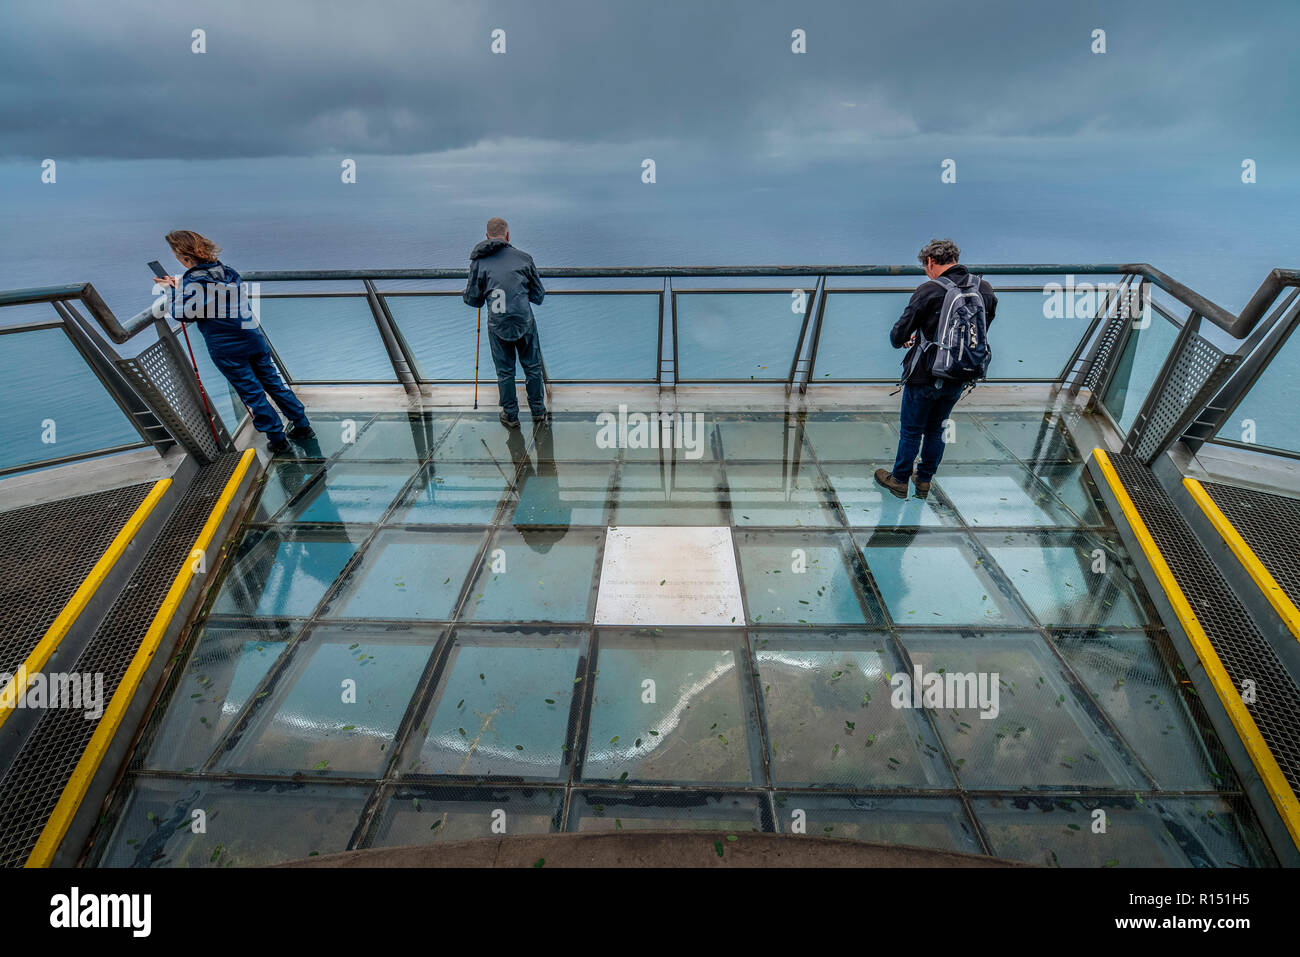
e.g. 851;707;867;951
25;449;257;868
1093;448;1300;850
1184;477;1300;642
0;479;172;732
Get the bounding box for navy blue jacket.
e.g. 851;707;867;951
170;261;267;356
462;240;546;341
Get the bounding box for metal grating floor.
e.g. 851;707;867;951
1202;481;1300;613
1110;455;1300;799
0;455;241;867
0;482;152;680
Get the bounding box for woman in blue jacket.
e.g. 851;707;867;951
154;230;312;454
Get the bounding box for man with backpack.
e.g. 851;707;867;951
462;217;549;428
875;239;997;500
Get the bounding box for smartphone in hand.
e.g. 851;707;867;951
147;260;167;278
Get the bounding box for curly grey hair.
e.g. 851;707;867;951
918;238;960;266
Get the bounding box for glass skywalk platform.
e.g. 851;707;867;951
89;404;1277;868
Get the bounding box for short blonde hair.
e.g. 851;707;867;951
486;217;508;239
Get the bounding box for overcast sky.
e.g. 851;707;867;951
2;0;1297;164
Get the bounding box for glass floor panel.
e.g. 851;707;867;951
388;462;510;525
368;786;563;846
770;794;983;855
933;464;1083;528
582;631;758;786
400;629;584;780
335;413;453;461
612;463;730;526
97;777;371;867
902;632;1146;789
754;636;953;788
210;526;365;619
855;530;1027;627
321;528;484;621
982;530;1153;628
216;625;435;776
272;461;419;524
973;412;1082;464
727;463;842;528
971;795;1274;868
99;407;1279;866
735;531;882;625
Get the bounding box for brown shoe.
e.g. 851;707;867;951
874;468;909;500
912;472;931;499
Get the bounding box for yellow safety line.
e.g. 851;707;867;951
1093;448;1300;850
0;479;172;731
26;449;257;868
1184;477;1300;642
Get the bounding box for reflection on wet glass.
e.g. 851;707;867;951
857;530;1024;626
568;791;764;832
584;634;754;785
336;414;452;461
217;630;433;776
322;528;483;621
612;463;729;525
142;620;299;772
402;633;582;779
736;532;878;625
984;531;1150;627
97;778;370;867
771;794;981;854
275;462;417;524
935;465;1082;527
210;528;362;618
755;640;952;788
370;787;563;846
389;462;509;525
975;413;1080;463
462;528;600;622
905;633;1144;789
972;795;1273;867
727;463;841;527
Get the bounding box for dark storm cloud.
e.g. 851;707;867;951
1;0;1296;159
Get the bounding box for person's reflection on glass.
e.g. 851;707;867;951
511;419;569;553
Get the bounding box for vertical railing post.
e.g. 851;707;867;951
363;279;420;397
798;276;830;395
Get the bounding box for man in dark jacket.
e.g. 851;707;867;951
462;218;548;428
875;238;997;499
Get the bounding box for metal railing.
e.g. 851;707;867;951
1;262;1297;478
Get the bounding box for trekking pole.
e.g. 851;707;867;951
473;306;481;410
177;321;223;448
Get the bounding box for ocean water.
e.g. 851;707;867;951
2;150;1297;468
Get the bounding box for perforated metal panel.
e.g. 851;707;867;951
0;455;241;867
118;337;228;463
1109;454;1300;800
0;484;152;680
1125;334;1240;463
1083;311;1131;394
1203;482;1300;611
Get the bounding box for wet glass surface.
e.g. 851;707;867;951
107;406;1278;866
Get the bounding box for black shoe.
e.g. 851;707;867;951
532;410;552;426
267;437;290;455
499;411;520;429
289;424;316;441
912;472;931;498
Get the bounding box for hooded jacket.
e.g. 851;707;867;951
170;261;266;355
462;239;546;341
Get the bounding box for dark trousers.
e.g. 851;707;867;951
891;379;965;483
210;341;309;439
488;327;546;418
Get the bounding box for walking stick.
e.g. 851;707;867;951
178;320;223;448
473;306;481;410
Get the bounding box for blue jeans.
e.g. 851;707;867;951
488;327;546;418
209;341;309;440
891;379;965;483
